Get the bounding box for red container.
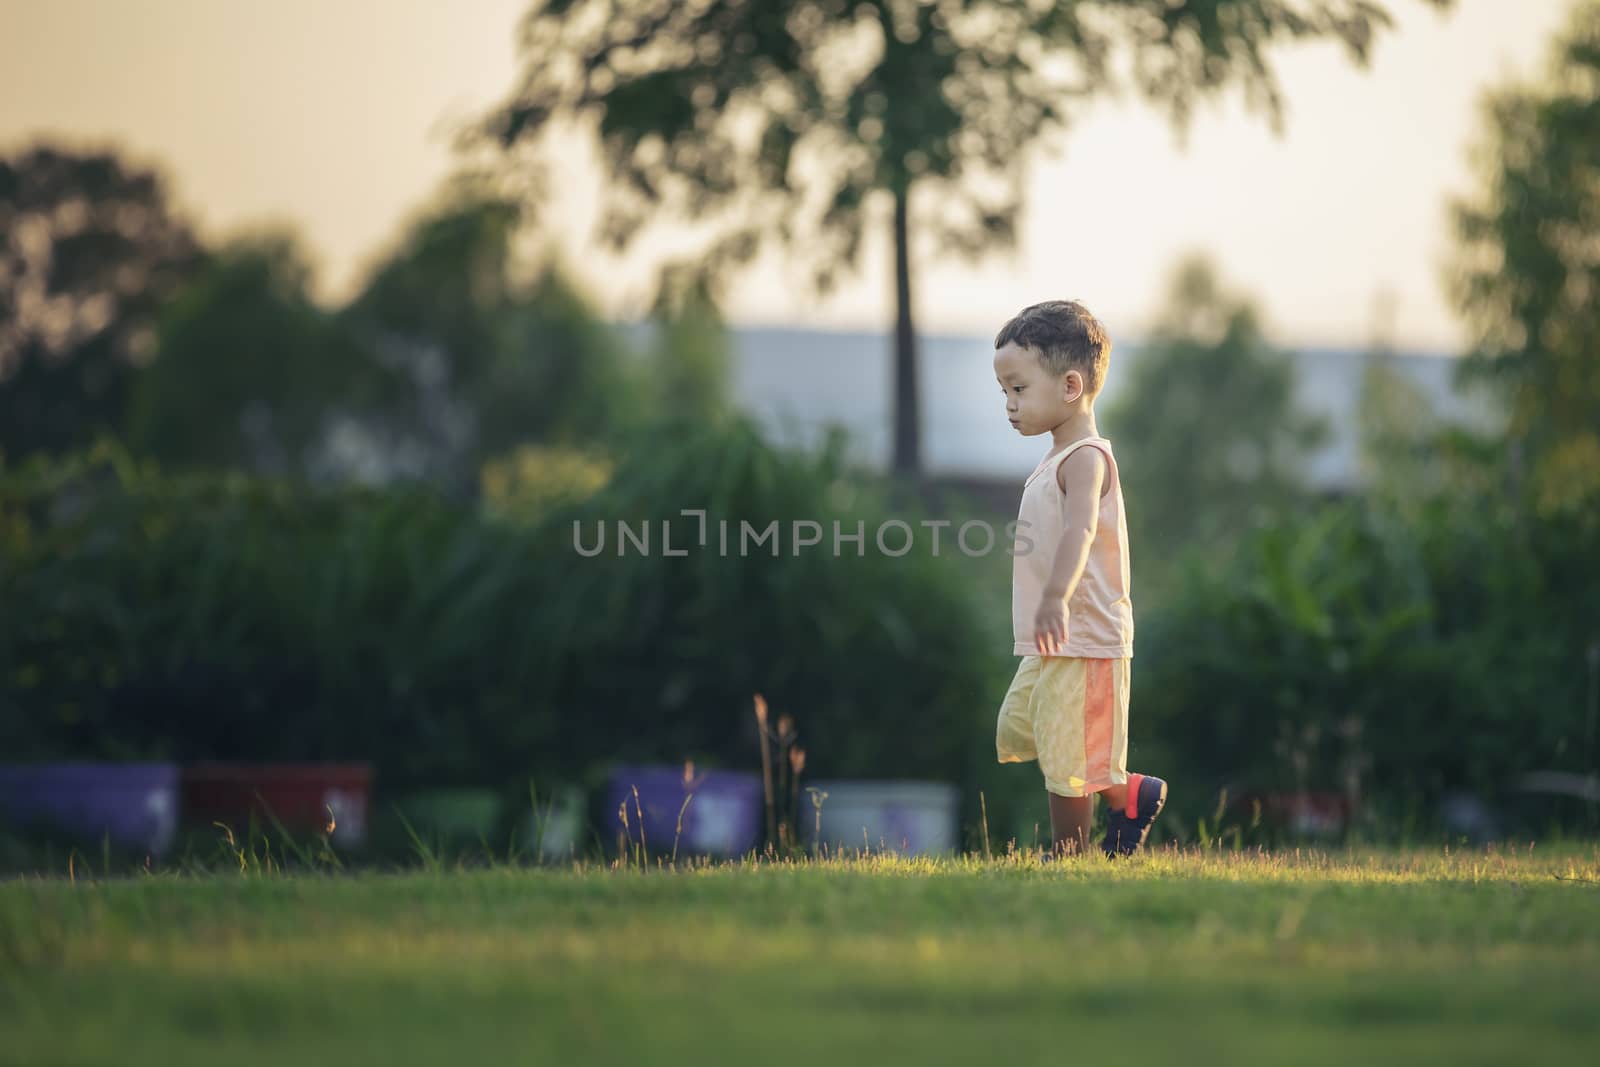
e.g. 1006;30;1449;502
182;763;371;847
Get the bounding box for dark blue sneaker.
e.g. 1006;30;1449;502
1101;774;1167;857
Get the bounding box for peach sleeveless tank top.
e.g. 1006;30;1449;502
1011;436;1134;657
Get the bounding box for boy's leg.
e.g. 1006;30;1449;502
1047;791;1094;854
1089;657;1168;856
1050;780;1152;854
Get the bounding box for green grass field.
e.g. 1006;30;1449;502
4;846;1599;1066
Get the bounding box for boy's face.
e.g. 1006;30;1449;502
994;341;1082;437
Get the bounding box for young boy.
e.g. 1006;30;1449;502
993;300;1167;858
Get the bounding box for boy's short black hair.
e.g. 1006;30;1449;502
994;300;1112;396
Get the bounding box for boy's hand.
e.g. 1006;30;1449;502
1034;597;1067;656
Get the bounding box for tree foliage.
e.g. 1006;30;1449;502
487;0;1423;292
483;0;1438;473
0;146;202;461
1104;255;1326;586
127;233;377;476
1451;0;1600;511
647;276;734;427
343;183;642;488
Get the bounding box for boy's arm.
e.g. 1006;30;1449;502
1033;448;1106;655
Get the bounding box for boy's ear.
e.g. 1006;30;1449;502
1062;370;1085;404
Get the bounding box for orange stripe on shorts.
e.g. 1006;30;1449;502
1083;658;1114;787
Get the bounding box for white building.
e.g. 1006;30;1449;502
728;326;1500;494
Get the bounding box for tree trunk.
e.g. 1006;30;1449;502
891;184;921;478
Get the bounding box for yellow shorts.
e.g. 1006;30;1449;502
996;655;1130;798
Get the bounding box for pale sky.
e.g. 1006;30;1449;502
0;0;1576;351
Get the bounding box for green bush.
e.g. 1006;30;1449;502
1;425;1006;793
0;444;543;786
513;413;1008;783
1134;493;1600;822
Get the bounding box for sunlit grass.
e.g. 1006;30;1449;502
3;845;1598;1066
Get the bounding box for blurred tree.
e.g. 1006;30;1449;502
343;180;641;488
1357;292;1450;507
1104;255;1327;590
348;184;523;392
0;145;202;461
475;264;643;454
1359;354;1440;498
1450;0;1600;513
1357;342;1504;515
647;274;733;428
342;185;523;486
126;233;378;476
482;0;1440;477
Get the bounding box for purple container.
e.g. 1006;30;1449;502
607;765;762;856
0;763;179;854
